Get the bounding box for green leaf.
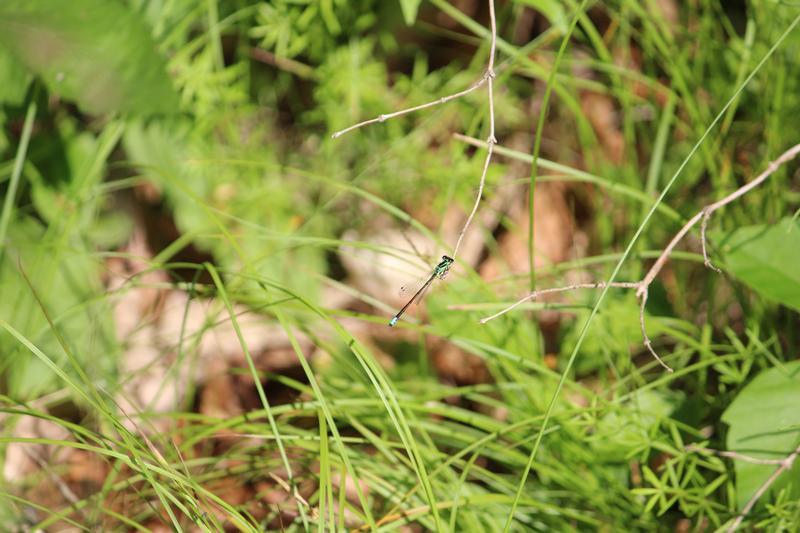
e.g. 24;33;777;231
399;0;422;25
717;218;800;312
0;45;31;105
0;0;178;115
721;361;800;510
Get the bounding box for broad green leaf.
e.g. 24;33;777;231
721;361;800;510
0;0;178;115
718;218;800;312
399;0;422;25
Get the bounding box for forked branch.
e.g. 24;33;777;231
686;443;800;531
725;443;800;532
332;0;499;261
480;142;800;373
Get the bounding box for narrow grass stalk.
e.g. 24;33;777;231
204;264;298;513
269;297;376;529
0;99;36;261
527;0;590;292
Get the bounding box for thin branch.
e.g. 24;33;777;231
478;142;800;372
686;444;788;465
479;282;639;324
452;0;497;260
700;143;800;271
330;0;499;142
726;443;800;532
331;0;499;264
638;210;704;289
637;287;673;372
453;131;494;258
331;76;489;139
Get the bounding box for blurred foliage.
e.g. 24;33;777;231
0;0;179;115
0;0;799;530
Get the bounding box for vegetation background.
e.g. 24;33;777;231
1;0;799;531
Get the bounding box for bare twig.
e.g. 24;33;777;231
331;0;499;262
453;0;497;260
687;443;800;531
686;444;787;466
331;76;489;139
453;123;495;259
478;143;800;372
637;288;673;372
700;143;800;271
726;443;800;532
479;282;639;323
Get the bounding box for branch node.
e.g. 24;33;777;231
643;339;674;373
635;285;646;299
704;258;722;274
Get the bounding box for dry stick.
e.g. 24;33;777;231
688;442;800;532
726;443;800;532
452;0;499;260
701;142;800;271
480;143;800;372
637;288;672;372
331;0;498;262
686;444;787;466
478;282;639;323
331;76;489;139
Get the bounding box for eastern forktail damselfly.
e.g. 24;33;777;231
389;255;454;327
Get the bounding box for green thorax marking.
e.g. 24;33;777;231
435;255;454;278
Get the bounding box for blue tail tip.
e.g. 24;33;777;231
389;317;398;327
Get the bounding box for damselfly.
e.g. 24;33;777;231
389;255;454;327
